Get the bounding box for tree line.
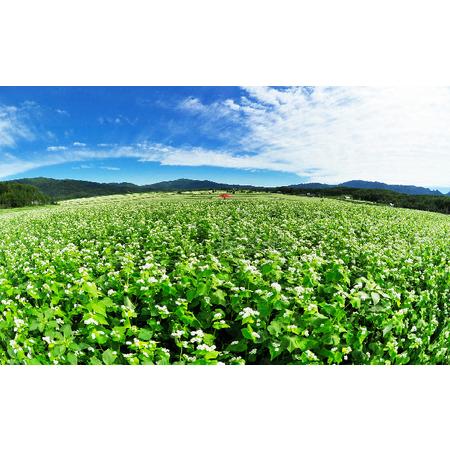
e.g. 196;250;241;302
0;183;51;208
276;186;450;215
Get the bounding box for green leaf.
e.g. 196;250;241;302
267;319;283;337
67;352;78;364
102;349;117;365
285;336;301;353
90;356;102;365
284;336;309;353
268;342;283;360
138;328;153;340
204;351;219;360
196;282;208;296
371;292;381;305
211;289;226;306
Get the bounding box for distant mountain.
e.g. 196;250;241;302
8;177;446;201
142;178;256;192
10;177;260;200
340;180;444;196
288;180;444;196
13;177;144;200
287;182;331;190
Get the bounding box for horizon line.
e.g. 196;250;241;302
3;175;449;194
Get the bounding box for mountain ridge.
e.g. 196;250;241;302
288;179;446;196
8;176;450;200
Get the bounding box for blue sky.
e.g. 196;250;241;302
0;86;449;191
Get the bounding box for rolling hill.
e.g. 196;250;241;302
0;182;50;208
11;177;259;200
288;180;446;196
7;177;450;202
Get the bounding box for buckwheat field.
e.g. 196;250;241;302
0;193;449;364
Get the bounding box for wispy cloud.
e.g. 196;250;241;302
47;145;68;151
176;87;450;186
2;88;450;187
72;164;94;170
56;109;70;116
100;165;120;171
98;115;138;126
0;104;34;148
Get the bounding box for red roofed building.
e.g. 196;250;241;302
219;193;232;199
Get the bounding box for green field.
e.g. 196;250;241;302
0;192;449;364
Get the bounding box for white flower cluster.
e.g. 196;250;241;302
239;307;259;319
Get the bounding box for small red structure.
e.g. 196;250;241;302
219;193;232;200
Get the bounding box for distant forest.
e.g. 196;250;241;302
0;183;51;208
0;178;449;215
277;186;450;215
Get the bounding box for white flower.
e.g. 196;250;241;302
190;329;204;337
171;330;184;338
271;282;282;292
197;344;216;352
305;350;318;360
84;317;98;325
251;331;260;339
155;304;169;314
13;318;25;329
239;307;259;319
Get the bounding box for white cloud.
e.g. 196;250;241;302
179;97;206;112
173;87;450;186
98;115;137;126
47;145;68;151
0;156;41;178
100;165;120;171
56;109;70;116
178;96;241;121
234;86;450;186
0;105;34;148
72;164;94;170
2;88;450;188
